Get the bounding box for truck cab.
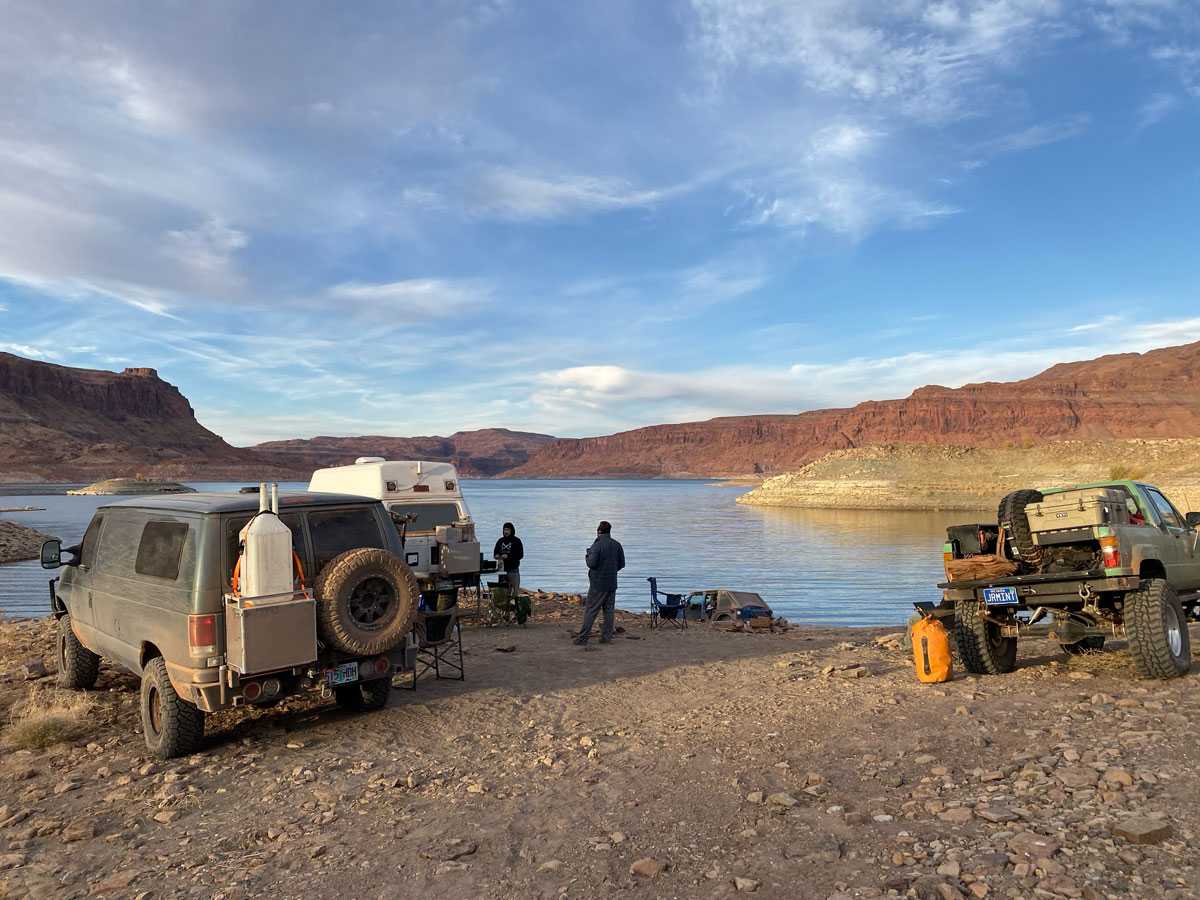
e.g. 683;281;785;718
308;458;485;607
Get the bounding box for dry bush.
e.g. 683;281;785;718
1108;463;1147;480
4;686;94;750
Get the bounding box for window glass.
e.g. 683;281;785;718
95;513;145;576
80;515;104;566
389;502;459;532
1147;489;1183;528
309;508;385;572
134;522;190;580
224;513;307;588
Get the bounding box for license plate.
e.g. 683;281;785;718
982;586;1019;607
325;661;359;686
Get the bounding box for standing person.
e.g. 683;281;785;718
575;521;625;645
493;522;524;597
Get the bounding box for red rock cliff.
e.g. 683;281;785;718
508;342;1200;478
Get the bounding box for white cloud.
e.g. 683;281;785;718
0;342;60;361
1137;92;1180;129
326;278;492;316
983;114;1091;154
1068;314;1123;333
164;217;248;278
689;0;1069;123
468;168;675;222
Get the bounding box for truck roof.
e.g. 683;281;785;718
1041;480;1143;495
99;491;377;515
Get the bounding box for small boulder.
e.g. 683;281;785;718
629;857;664;878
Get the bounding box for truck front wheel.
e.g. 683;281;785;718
57;614;100;690
1125;578;1191;679
955;602;1017;674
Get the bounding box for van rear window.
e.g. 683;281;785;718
134;522;190;580
309;508;385;572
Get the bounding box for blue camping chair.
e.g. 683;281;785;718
647;577;687;630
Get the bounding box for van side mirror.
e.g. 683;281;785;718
40;539;61;569
1186;512;1200;529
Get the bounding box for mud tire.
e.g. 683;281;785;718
140;657;204;760
1062;635;1106;655
997;489;1045;569
955;601;1017;675
315;549;418;656
335;677;391;712
57;615;100;690
1125;578;1191;679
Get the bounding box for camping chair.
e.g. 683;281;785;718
647;577;687;630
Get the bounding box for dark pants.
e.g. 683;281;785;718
578;588;616;642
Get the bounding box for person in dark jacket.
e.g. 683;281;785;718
575;520;625;645
493;522;524;597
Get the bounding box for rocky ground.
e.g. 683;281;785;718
0;520;52;565
0;596;1197;900
739;440;1200;511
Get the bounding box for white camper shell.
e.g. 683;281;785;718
308;458;482;600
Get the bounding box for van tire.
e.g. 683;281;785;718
315;549;418;656
955;601;1017;674
1126;578;1191;679
997;489;1045;569
335;677;391;712
57;615;100;690
140;657;204;760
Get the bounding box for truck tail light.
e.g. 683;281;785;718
242;680;263;701
188;614;217;655
1100;536;1121;569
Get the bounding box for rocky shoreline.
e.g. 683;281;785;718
0;601;1196;899
739;440;1200;511
0;520;53;565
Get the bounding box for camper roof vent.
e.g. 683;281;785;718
354;456;386;465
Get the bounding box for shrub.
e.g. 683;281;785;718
4;687;94;750
1108;464;1147;481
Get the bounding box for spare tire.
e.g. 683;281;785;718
314;548;418;656
997;489;1045;569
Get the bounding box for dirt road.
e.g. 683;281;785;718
0;599;1197;899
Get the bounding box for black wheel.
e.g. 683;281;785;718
1062;635;1106;655
1125;578;1191;679
315;549;418;656
998;489;1045;570
955;601;1017;674
57;615;100;689
140;657;204;759
334;677;391;712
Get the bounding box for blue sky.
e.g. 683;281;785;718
1;1;1198;445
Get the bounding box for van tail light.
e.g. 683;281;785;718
188;614;217;655
1100;536;1121;569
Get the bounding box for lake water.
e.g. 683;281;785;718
0;480;981;625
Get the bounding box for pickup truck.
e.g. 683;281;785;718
937;480;1197;680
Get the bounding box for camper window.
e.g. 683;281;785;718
393;502;459;533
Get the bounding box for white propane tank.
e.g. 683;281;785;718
238;482;293;597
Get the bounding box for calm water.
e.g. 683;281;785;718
0;480;980;625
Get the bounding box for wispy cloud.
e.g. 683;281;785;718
1136;92;1180;130
982;114;1092;155
467;168;678;222
326;278;492;315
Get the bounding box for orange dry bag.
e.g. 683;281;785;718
911;615;953;683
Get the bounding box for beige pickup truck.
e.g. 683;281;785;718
938;481;1198;680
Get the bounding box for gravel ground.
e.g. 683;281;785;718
0;596;1197;900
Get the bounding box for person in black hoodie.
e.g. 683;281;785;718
493;522;524;597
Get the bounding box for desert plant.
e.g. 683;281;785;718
1109;463;1147;481
4;686;94;750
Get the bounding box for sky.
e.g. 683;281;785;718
1;0;1199;446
